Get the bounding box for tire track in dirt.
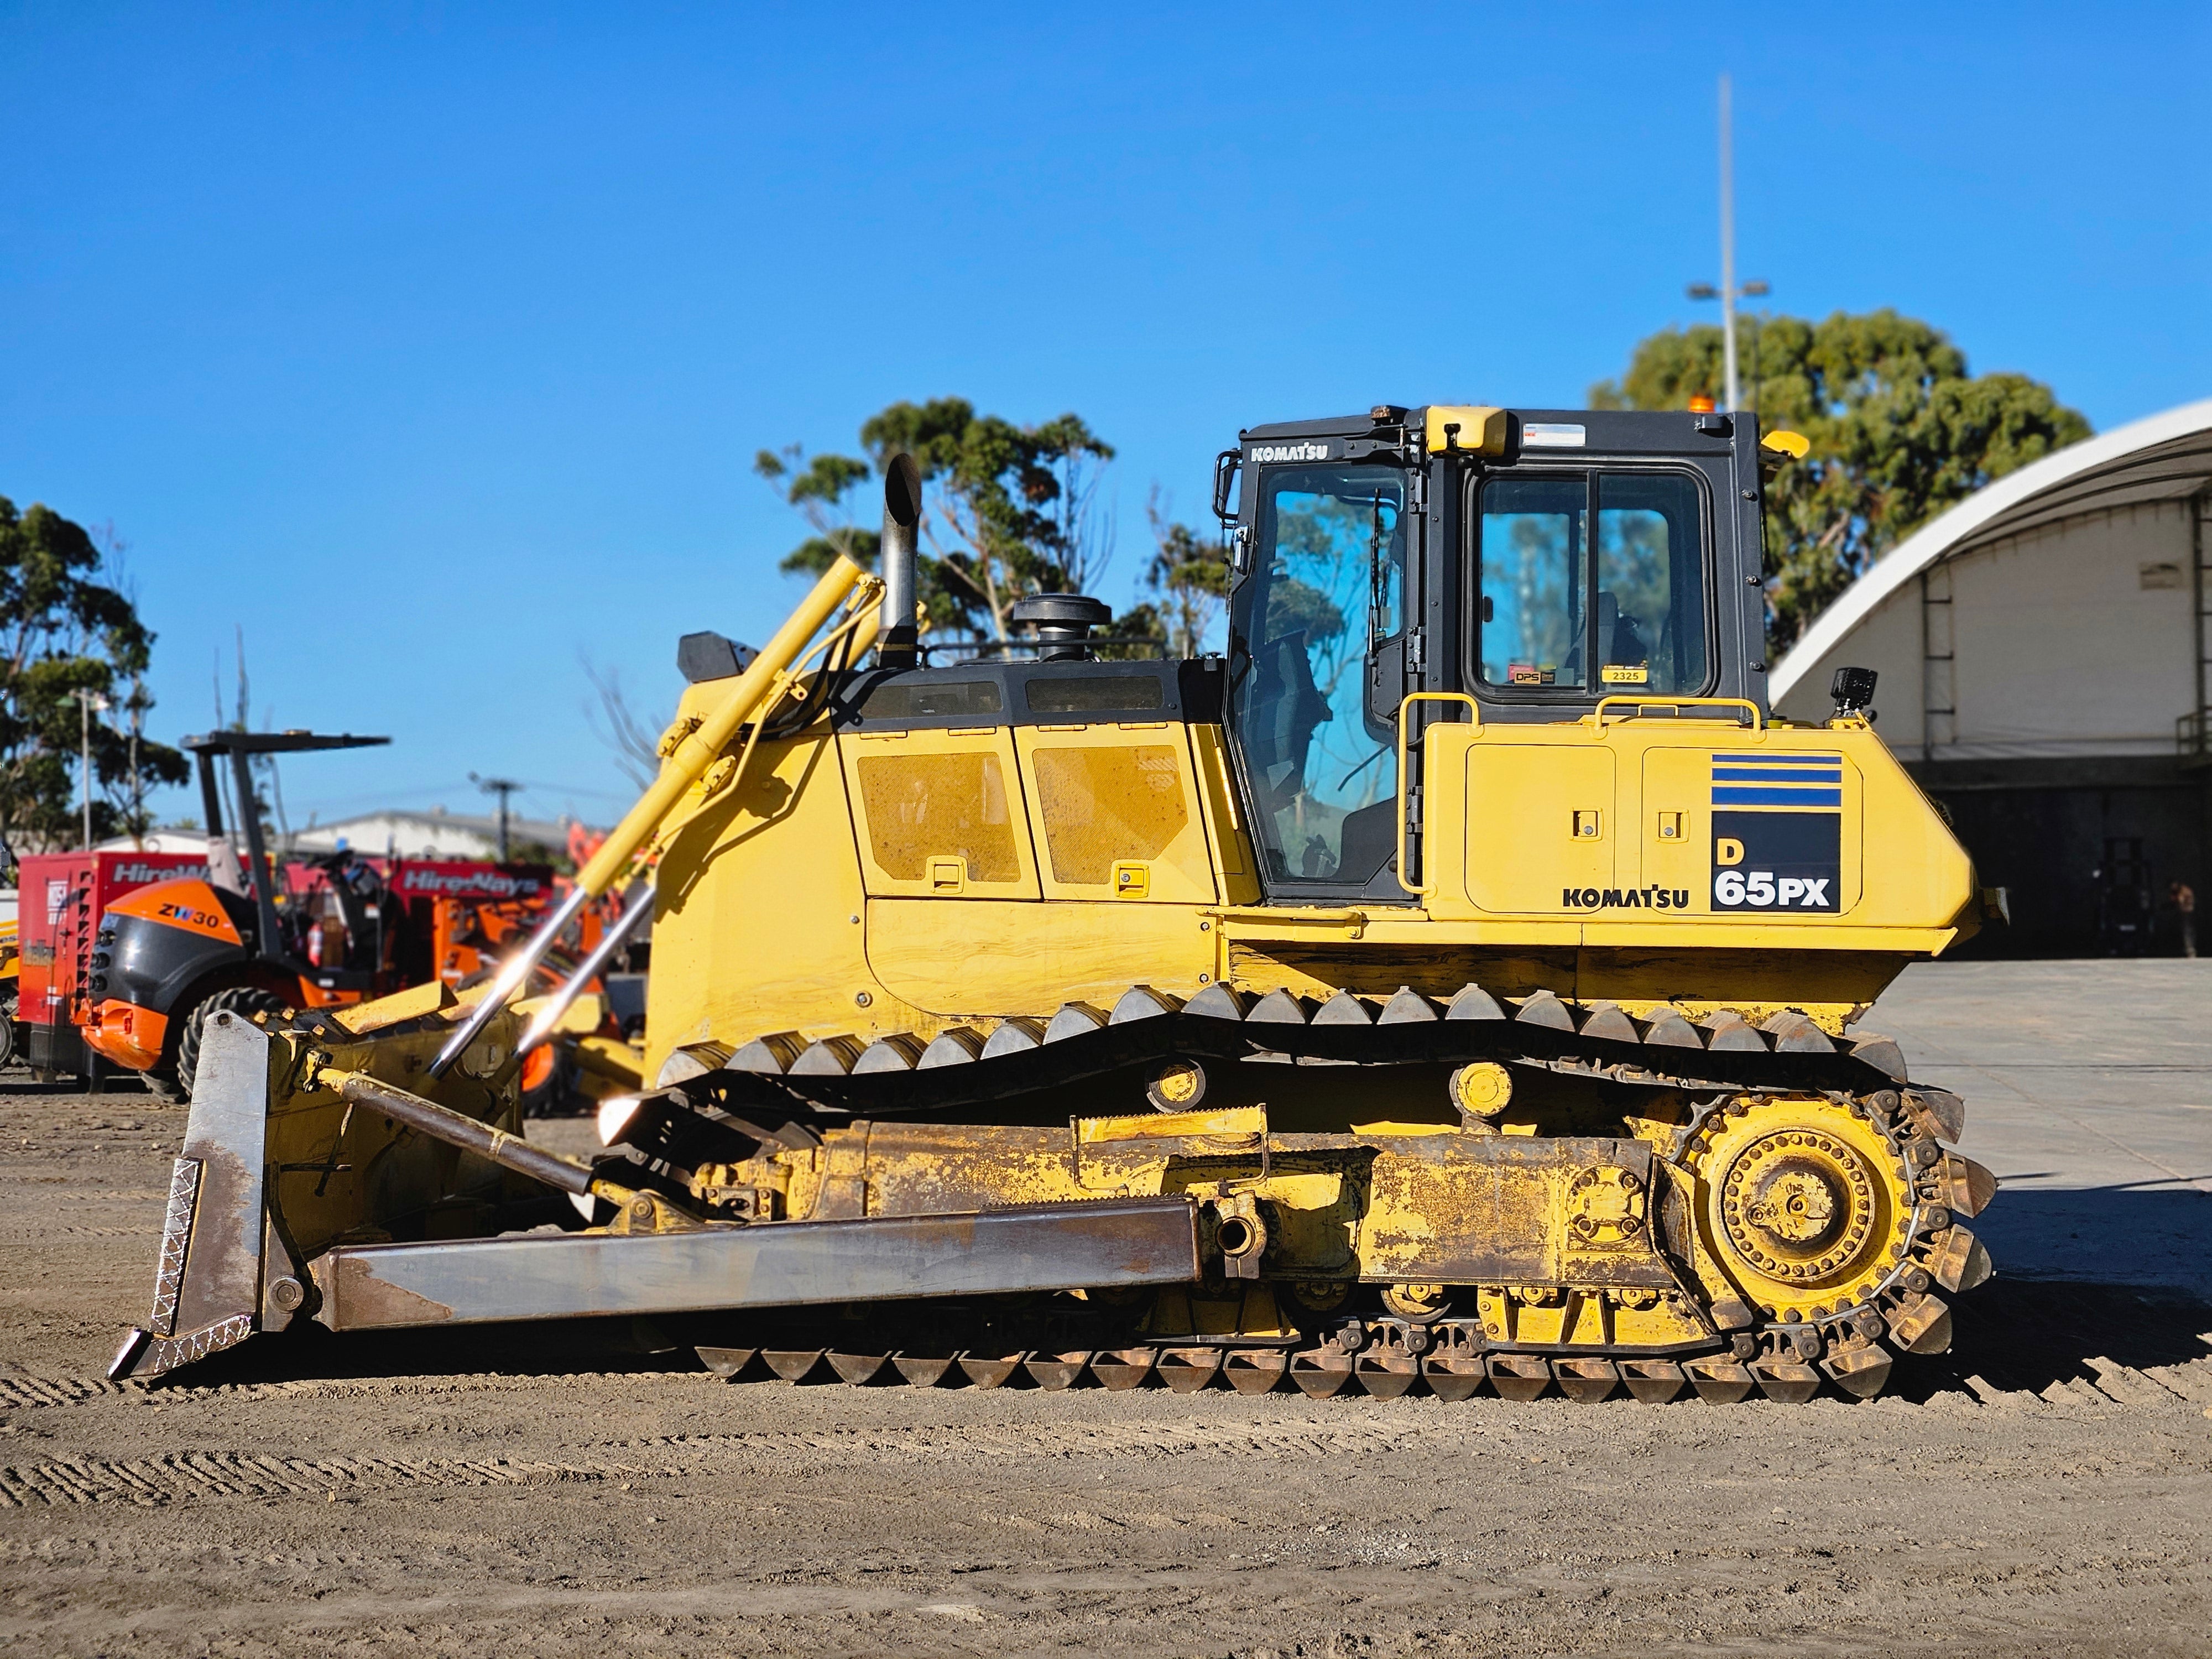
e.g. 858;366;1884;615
0;1451;623;1506
0;1374;132;1409
0;1418;1476;1507
11;1373;2211;1511
0;1369;706;1411
3;1352;2207;1416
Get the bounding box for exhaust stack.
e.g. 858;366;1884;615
878;452;922;670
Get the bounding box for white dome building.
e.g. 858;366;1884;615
1771;399;2212;954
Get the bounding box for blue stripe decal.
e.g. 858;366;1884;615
1713;753;1840;765
1712;786;1843;807
1712;767;1844;783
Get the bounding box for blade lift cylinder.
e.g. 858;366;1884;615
429;547;874;1078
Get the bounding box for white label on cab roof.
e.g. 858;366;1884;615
1522;424;1587;448
1248;440;1336;463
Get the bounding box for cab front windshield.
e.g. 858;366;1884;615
1233;463;1405;886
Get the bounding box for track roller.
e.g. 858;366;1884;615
1145;1059;1208;1112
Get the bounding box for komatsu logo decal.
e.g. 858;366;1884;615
1248;441;1334;463
1564;885;1692;909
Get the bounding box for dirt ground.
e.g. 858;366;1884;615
0;963;2208;1657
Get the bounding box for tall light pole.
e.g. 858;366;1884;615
76;689;110;851
1718;74;1738;414
128;687;143;847
1687;76;1770;413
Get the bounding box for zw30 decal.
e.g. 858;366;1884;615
155;900;226;930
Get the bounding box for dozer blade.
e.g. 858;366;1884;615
311;1197;1202;1331
109;1003;1209;1376
109;1013;278;1381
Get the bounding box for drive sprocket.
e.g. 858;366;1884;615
1677;1094;1916;1327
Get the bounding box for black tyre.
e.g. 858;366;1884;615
174;985;289;1100
0;993;16;1071
519;1045;580;1118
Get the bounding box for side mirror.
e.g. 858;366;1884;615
1212;449;1241;524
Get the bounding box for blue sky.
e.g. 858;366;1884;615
3;3;2205;831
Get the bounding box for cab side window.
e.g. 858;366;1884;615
1477;471;1708;696
1478;477;1587;689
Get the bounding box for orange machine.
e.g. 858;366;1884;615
60;731;639;1102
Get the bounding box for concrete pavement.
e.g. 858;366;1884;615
1866;959;2212;1297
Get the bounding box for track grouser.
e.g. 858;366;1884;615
115;404;2000;1406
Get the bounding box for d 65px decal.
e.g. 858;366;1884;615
1711;811;1840;912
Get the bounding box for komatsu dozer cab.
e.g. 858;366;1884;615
115;404;1998;1406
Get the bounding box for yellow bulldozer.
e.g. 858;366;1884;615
113;403;1997;1405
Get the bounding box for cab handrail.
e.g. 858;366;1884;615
1592;695;1764;731
1395;692;1480;900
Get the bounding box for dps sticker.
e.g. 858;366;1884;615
1711;811;1840;912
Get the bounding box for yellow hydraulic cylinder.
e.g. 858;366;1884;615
431;552;868;1077
577;554;868;895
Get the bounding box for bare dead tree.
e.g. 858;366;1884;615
580;653;666;791
1052;445;1118;598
